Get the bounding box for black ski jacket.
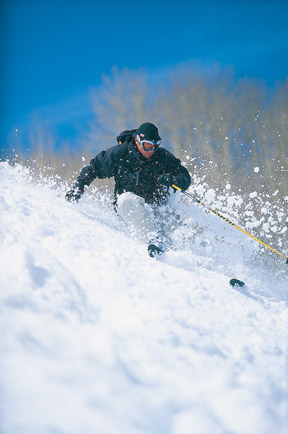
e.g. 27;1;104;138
74;138;191;205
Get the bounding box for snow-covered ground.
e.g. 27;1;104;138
0;162;287;434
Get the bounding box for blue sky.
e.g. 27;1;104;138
1;0;288;147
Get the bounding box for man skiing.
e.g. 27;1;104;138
65;122;191;257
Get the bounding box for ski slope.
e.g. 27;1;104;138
0;162;287;434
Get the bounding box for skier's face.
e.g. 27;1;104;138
135;138;156;159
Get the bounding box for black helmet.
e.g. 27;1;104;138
135;122;161;144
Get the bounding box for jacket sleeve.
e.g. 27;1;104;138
74;145;121;190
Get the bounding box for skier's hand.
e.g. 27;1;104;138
158;174;174;187
65;188;83;202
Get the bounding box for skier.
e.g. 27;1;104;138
65;122;191;257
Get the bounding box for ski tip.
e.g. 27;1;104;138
229;278;245;288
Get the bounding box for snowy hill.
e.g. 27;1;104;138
0;162;287;434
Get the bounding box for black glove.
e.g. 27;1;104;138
65;187;83;202
158;174;174;187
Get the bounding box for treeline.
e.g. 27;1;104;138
8;64;288;199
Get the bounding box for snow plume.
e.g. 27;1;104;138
0;162;287;434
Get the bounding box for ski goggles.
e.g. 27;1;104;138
136;135;161;152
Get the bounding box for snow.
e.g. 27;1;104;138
249;192;258;199
0;162;287;434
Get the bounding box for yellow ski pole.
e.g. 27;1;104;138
172;184;288;264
